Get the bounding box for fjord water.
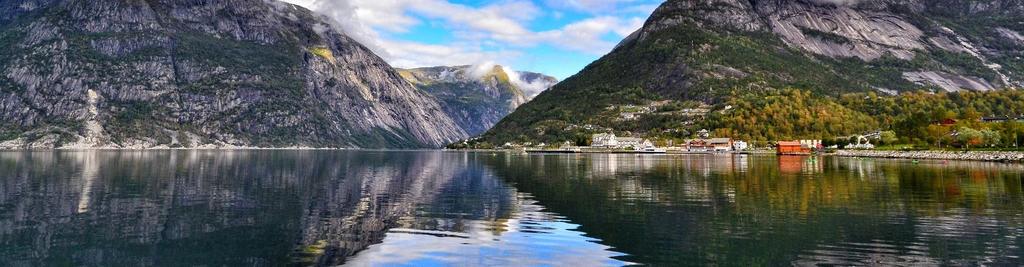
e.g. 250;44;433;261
0;151;1022;266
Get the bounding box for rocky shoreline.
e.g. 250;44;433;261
835;150;1024;163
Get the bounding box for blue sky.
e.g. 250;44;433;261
282;0;664;80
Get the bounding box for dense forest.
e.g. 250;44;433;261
704;89;878;142
707;89;1024;149
839;90;1024;149
461;88;1024;150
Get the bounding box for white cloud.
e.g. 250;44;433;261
535;16;645;54
504;66;556;97
282;0;656;80
406;0;538;39
469;61;501;79
382;41;521;69
300;0;394;59
470;62;557;97
305;0;539;42
543;0;659;14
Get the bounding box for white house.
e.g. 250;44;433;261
635;139;663;152
592;133;655;150
616;137;644;148
733;141;749;151
592;133;619;148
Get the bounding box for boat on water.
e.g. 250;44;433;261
640;147;667;153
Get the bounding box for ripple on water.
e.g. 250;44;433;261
794;240;941;266
792;211;1024;266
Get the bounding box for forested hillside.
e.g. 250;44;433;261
473;0;1024;148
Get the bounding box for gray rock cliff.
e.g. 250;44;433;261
0;0;468;149
626;0;1024;93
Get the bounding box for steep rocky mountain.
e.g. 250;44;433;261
0;0;467;149
400;65;557;136
480;0;1024;144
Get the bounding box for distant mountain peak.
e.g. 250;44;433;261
399;65;558;136
400;64;557;98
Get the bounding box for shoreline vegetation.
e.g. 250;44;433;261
455;148;1024;163
0;147;1021;163
835;150;1024;163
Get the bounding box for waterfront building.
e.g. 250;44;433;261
591;133;656;150
709;138;733;151
616;137;644;148
592;133;619;148
777;140;820;155
686;138;735;152
799;140;823;150
638;139;655;150
685;139;711;151
733;141;749;151
776;141;808;155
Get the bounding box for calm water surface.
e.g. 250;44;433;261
0;151;1022;266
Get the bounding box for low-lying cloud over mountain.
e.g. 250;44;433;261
399;64;557;136
281;0;662;79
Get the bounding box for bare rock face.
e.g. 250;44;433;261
997;28;1024;45
628;0;1024;93
903;71;999;92
400;65;557;136
0;0;467;148
764;3;926;61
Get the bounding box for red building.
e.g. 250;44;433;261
776;141;811;155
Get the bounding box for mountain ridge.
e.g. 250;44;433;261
0;0;468;149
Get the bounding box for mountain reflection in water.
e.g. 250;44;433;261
0;151;624;266
1;151;1023;266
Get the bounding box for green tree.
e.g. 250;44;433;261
957;127;983;149
981;129;1001;147
1000;121;1024;148
924;125;951;148
960;108;982;127
879;131;898;145
574;134;591;147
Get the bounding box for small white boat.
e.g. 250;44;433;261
638;147;667;153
